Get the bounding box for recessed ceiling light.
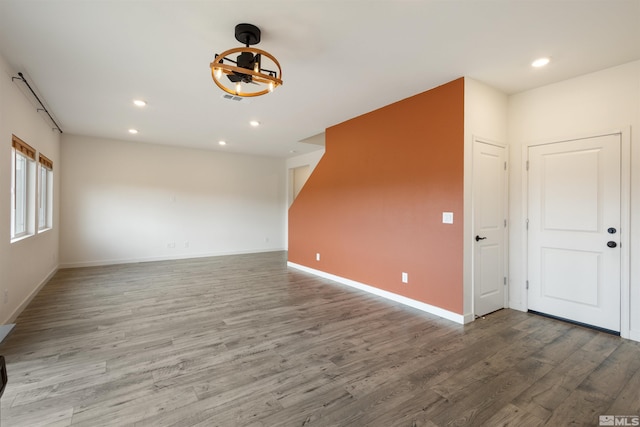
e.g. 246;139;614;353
249;120;260;127
531;57;550;68
218;140;227;146
128;129;138;134
133;99;147;107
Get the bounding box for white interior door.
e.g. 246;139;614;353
528;134;621;332
473;140;507;317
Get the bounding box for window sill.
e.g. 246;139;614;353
10;233;34;244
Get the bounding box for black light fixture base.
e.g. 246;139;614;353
210;22;282;97
235;23;261;46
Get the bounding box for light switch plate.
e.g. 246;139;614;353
442;212;454;224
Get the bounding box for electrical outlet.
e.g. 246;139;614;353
167;242;175;248
316;253;320;261
402;272;408;283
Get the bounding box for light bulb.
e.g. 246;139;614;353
235;82;241;94
254;63;259;73
268;81;275;92
214;68;222;79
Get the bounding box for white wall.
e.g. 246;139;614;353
286;148;324;206
463;78;509;319
60;134;286;267
284;148;325;249
0;55;60;324
286;145;324;172
508;60;640;340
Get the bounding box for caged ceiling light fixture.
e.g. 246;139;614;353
210;23;283;98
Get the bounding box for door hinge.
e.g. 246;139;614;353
504;277;507;286
504;219;507;228
526;219;529;230
526;160;529;171
504;161;507;171
526;280;529;290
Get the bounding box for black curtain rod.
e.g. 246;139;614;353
12;72;63;134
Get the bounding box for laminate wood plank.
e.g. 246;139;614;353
8;360;107;394
543;338;640;426
71;385;199;426
2;406;74;427
529;324;595;365
310;379;439;427
357;390;445;427
542;388;609;426
405;334;509;394
9;371;155;411
577;340;640;398
607;363;640;415
481;403;545;427
426;357;554;426
512;346;608;421
1;251;638;426
429;332;548;401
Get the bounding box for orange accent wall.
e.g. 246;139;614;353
288;78;464;314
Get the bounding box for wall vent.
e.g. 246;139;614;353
221;94;244;102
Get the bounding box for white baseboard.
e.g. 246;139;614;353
59;248;286;269
508;302;527;312
628;329;640;342
5;266;58;324
287;262;470;325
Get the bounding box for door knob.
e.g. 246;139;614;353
608;227;617;234
475;235;487;242
607;241;617;248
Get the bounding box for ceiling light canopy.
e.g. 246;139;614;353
210;23;283;98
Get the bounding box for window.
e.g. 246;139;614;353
11;135;36;240
38;153;53;230
13;151;27;235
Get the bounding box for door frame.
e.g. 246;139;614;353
471;136;509;317
522;129;631;339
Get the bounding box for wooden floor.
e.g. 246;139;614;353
1;252;639;426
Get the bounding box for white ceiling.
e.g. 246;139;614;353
0;1;638;158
